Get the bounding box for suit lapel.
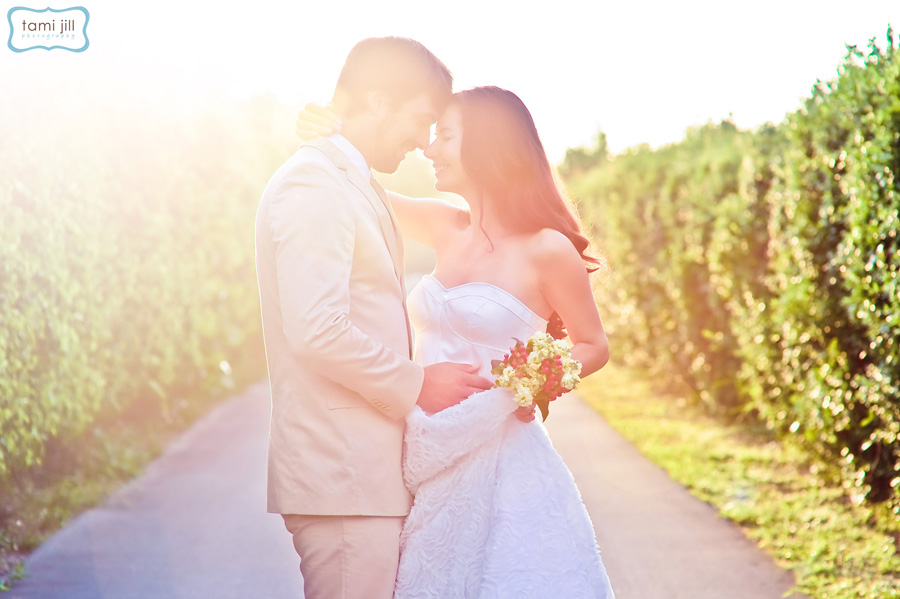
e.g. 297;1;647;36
302;138;413;357
369;177;406;280
302;138;405;284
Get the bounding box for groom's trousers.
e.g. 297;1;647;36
282;514;404;599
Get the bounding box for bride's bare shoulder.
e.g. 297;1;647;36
525;229;587;287
529;228;580;261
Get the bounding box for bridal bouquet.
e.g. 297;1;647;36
491;332;582;421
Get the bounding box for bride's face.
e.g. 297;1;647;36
424;104;470;194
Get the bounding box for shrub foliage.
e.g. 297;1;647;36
568;30;900;505
0;90;295;480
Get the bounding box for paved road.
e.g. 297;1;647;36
9;380;801;599
544;393;801;599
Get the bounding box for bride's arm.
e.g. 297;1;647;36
387;191;467;249
535;230;609;378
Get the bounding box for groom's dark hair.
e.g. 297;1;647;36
334;37;453;115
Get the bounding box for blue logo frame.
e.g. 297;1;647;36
7;6;90;53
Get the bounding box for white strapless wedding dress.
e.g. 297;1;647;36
395;275;615;599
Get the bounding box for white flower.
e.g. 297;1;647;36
496;366;516;387
514;381;534;406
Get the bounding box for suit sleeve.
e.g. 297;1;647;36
267;162;424;419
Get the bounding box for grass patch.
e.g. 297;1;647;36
580;362;900;599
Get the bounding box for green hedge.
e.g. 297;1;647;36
0;92;295;479
568;30;900;505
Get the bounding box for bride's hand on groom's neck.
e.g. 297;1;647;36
296;103;342;141
416;362;492;414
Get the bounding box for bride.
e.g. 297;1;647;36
299;86;615;598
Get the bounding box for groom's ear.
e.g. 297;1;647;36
365;90;392;118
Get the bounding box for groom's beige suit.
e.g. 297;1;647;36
255;136;425;598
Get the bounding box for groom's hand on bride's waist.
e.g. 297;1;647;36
416;363;492;413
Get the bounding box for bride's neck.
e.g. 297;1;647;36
465;191;507;239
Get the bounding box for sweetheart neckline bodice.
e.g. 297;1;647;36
408;274;549;380
419;274;549;327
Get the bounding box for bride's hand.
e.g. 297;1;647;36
514;403;537;423
296;103;342;141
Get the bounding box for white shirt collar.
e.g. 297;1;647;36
327;134;371;179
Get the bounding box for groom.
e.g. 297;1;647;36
255;37;492;599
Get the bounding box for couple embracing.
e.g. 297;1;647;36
255;37;615;598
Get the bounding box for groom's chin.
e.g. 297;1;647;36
372;157;404;175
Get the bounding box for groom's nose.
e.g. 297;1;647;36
415;127;431;151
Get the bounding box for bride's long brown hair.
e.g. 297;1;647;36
455;86;603;338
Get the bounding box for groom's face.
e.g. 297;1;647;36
371;93;439;173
